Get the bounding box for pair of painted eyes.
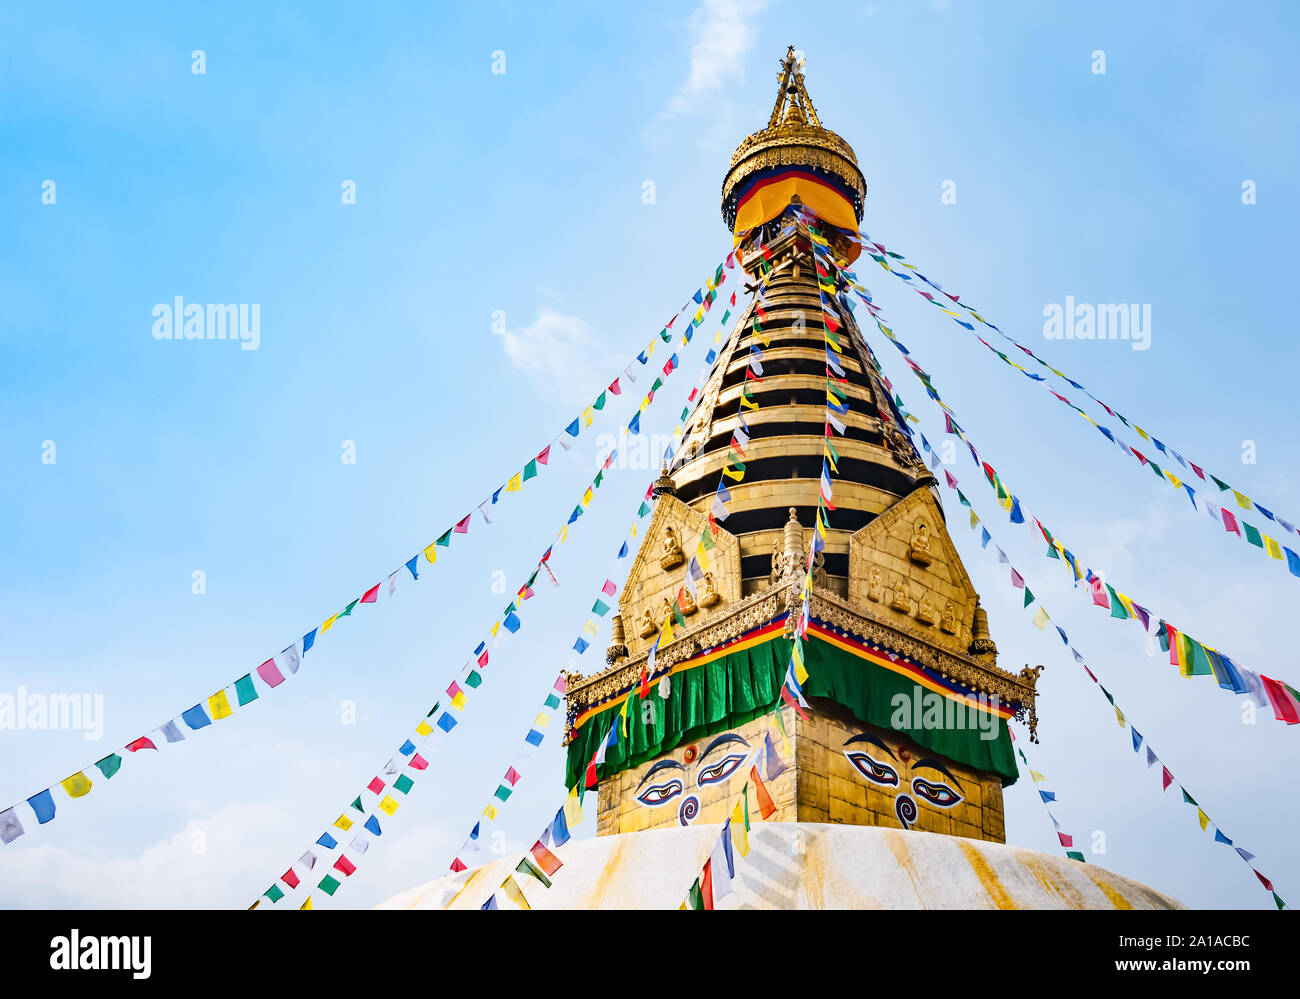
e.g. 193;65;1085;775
635;753;747;807
844;751;963;809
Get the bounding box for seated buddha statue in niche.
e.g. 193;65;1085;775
699;572;720;607
660;525;685;570
890;575;911;613
638;605;659;639
680;584;697;616
909;521;933;566
941;601;958;634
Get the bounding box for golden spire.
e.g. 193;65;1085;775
768;46;821;129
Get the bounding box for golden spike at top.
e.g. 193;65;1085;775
768;46;821;131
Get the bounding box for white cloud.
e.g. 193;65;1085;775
501;308;619;405
644;0;768;148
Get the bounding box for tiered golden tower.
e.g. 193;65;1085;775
563;47;1040;846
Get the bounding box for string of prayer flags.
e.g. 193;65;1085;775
1010;730;1086;863
252;255;739;906
846;255;1299;724
480;788;586;910
931;424;1287;908
857;228;1300;563
448;673;569;872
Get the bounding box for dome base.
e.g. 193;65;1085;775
375;823;1183;910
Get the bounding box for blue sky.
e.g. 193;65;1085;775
1;0;1297;909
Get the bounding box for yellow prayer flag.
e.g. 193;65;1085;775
660;617;675;645
647;340;656;356
1115;706;1126;727
320;614;338;634
1135;426;1150;442
1032;607;1049;630
61;772;93;798
379;795;399;816
208;689;233;720
507;473;522;492
424;543;438;564
502;876;532;910
730;800;750;856
535;712;550;728
563;786;583;828
490;621;501;637
483;804;497;821
334;814;353;831
970;509;979;529
1265;535;1284;560
300;896;313;910
582;487;594;506
1198;809;1209;831
584;407;594;427
451;691;467;710
415;721;432;736
1232;490;1252;510
1030;770;1047;783
1166;472;1183;490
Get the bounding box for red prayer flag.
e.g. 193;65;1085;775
504;766;521;786
1057;832;1073;848
1162;767;1174;791
749;766;777;819
537;445;552;464
530;840;563;877
409;753;428;770
450;857;467;873
282;869;301;889
1191;463;1205;480
1255;870;1275;891
367;777;385;795
1090;577;1110;609
360;584;380;604
1260;675;1300;725
701;858;715;910
126;736;156;752
607;380;620;397
602;579;617;597
1221;508;1241;536
454;514;471;534
333;855;357;877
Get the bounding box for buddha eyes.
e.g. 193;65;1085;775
697;753;747;787
844;751;899;787
636;780;683;807
911;777;962;809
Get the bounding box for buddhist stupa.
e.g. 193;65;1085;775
381;48;1182;910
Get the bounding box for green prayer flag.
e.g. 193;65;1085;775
651;377;662;392
1023;588;1034;608
593;392;607;410
1101;686;1115;705
339;599;358;617
700;530;715;551
1182;789;1197;806
673;601;686;628
688;878;705;910
265;884;285;903
1244;523;1263;548
235;673;259;706
426;700;441;718
1066;851;1086;863
465;670;483;688
1045;542;1060;559
544;693;561;710
638;501;652;517
394;774;414;794
957;490;971;508
659;328;671;343
1106;585;1128;619
96;754;122;779
517;856;551;888
593;598;610;616
318;875;341;896
522;459;538;480
436;529;452;547
1211;475;1231;492
351;796;364;812
494;784;513;802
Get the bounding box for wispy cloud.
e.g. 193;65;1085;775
643;0;768;150
501;308;620;406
